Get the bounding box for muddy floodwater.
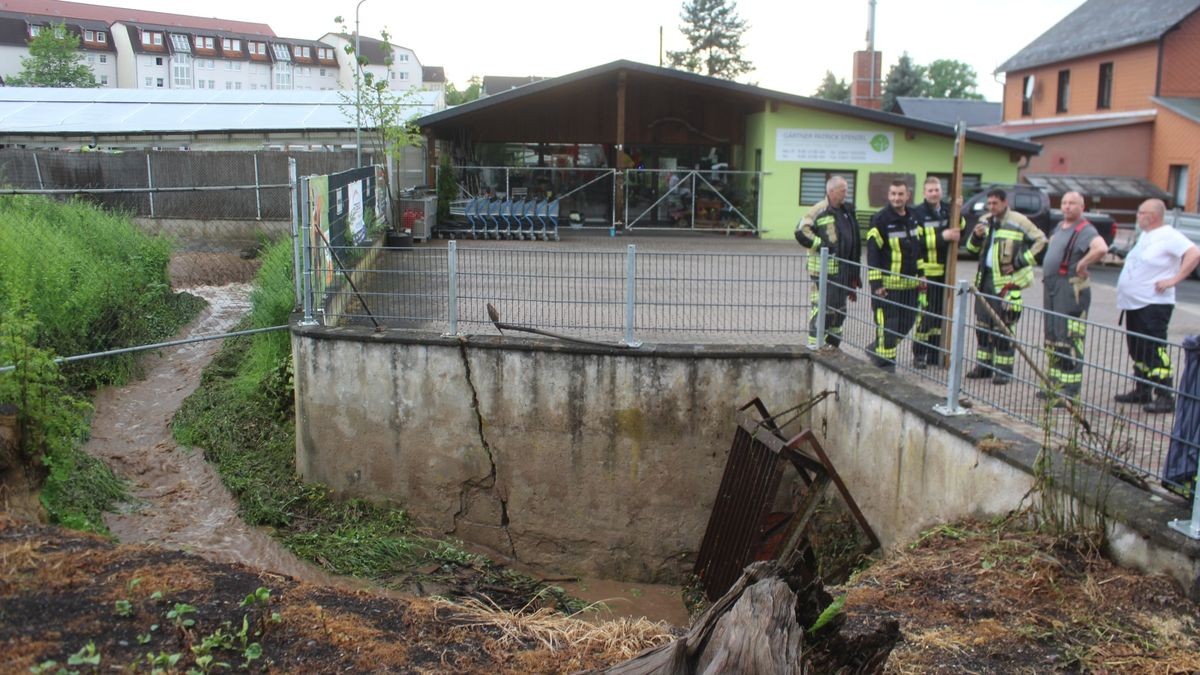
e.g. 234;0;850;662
84;283;337;586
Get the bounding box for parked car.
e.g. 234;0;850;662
961;184;1118;247
1107;210;1200;279
1167;211;1200;279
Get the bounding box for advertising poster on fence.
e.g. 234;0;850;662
775;128;895;164
307;174;333;291
326;167;376;247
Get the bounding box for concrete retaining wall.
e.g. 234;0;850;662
292;324;1200;594
293;329;811;582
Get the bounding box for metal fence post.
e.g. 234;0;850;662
815;247;829;349
935;280;971;416
31;152;44;190
623;244;642;348
145;153;155;218
288;158;302;309
445;241;459;336
1169;472;1200;540
298;175;318;326
253;154;263;221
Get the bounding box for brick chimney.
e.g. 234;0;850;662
851;50;883;110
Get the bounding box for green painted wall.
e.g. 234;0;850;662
754;104;1024;241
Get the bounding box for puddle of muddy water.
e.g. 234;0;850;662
560;578;691;627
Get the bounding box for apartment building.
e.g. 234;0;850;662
0;0;440;101
0;10;117;86
986;0;1200;210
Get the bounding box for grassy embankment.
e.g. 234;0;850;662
172;241;570;608
0;195;205;533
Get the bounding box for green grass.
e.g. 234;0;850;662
0;194;204;388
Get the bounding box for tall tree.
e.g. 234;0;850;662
882;52;926;111
7;23;98;88
666;0;753;80
445;76;482;106
925;59;985;100
813;71;850;103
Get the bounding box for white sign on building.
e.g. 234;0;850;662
775;129;895;164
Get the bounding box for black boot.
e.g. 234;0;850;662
965;364;991;379
1144;391;1175;414
992;370;1011;385
1114;382;1152;404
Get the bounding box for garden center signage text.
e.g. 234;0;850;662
775;129;895;164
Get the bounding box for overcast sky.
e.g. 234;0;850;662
100;0;1085;100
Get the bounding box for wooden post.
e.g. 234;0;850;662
942;122;967;367
424;131;437;188
615;71;627;228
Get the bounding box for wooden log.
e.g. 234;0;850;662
598;562;804;675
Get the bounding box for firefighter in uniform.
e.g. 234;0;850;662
865;180;925;369
1041;191;1107;405
795;175;861;349
965;188;1047;385
911;176;965;369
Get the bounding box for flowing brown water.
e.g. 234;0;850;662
86;283;338;586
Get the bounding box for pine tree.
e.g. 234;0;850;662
813;71;851;103
882;52;926;111
8;23;98;88
666;0;753;80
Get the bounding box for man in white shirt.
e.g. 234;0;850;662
1114;199;1200;413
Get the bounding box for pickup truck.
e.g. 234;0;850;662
961;184;1118;247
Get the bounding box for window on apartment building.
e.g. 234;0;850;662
253;42;265;55
170;34;189;51
1097;62;1113;109
155;57;164;66
96;31;105;43
235;81;242;89
1021;75;1034;116
99;54;106;63
397;53;408;61
173;55;191;86
303;47;311;58
399;72;408;80
232;61;241;71
222;38;231;50
799;170;857;206
1056;70;1070;113
250;83;257;90
293;45;302;57
272;44;290;60
100;74;108;85
145;76;152;86
226;81;232;89
154;32;163;46
84;29;94;41
29;25;42;37
320;68;326;77
87;54;95;63
275;63;292;88
1169;165;1190;208
156;77;164;87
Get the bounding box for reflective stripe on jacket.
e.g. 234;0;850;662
967;208;1047;291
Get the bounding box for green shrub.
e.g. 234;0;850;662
0;307;124;533
0;195;200;387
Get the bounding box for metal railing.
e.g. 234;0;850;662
296;242;1200;535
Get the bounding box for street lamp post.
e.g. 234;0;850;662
354;0;367;167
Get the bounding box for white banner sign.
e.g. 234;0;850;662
775;128;895;164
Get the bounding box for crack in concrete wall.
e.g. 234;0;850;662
455;339;516;558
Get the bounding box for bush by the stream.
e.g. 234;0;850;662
0;195;205;388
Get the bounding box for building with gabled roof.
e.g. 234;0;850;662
987;0;1200;212
420;60;1039;239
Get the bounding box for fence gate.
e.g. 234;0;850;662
693;396;879;601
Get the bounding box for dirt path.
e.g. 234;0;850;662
83;284;334;585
